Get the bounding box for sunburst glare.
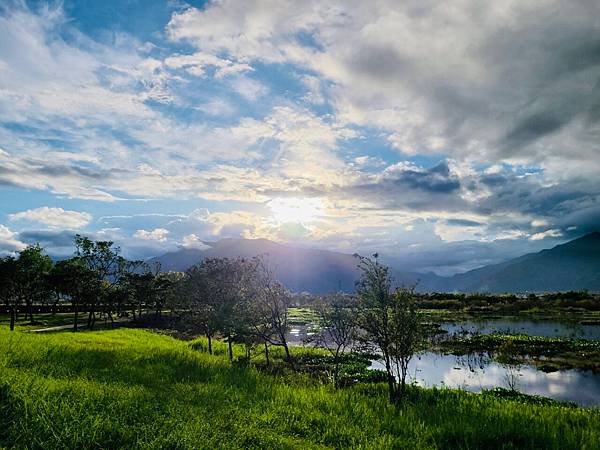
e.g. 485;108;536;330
268;197;324;224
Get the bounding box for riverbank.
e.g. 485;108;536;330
1;328;599;449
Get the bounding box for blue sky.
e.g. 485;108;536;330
0;0;599;274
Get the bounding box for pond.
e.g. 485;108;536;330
287;321;600;407
370;352;600;407
440;319;600;340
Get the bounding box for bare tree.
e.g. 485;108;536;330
355;254;397;402
311;293;359;387
388;287;422;400
250;258;293;362
356;254;423;403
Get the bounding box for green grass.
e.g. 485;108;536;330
0;312;79;331
287;307;318;325
1;328;599;449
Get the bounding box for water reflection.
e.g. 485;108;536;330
287;321;600;406
370;352;600;407
440;320;600;339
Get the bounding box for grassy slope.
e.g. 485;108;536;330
0;313;79;331
1;329;599;449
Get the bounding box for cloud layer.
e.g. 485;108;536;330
0;1;598;273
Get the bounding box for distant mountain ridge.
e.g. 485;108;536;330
437;231;600;293
150;232;600;294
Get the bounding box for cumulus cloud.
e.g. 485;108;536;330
181;234;210;250
167;0;600;175
530;229;563;241
133;228;170;242
9;207;92;229
0;224;26;254
0;2;598;274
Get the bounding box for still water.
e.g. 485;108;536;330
440;319;600;340
288;321;600;407
370;352;600;407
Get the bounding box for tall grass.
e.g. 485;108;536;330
1;328;599;449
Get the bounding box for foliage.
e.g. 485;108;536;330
309;294;359;387
355;254;425;403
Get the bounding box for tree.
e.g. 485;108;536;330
123;267;156;321
311;293;359;387
356;254;423;403
249;258;293;362
183;260;223;355
0;256;19;331
155;271;185;318
73;235;138;328
49;258;100;331
355;254;396;402
16;244;53;324
388;287;422;400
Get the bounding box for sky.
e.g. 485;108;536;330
0;0;599;275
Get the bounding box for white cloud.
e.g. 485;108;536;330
0;224;26;254
9;207;92;229
434;220;485;243
495;230;527;240
181;234;210;249
166;0;600;177
133;228;170;242
300;75;325;105
229;76;269;101
353;155;386;168
529;229;563;241
531;219;550;228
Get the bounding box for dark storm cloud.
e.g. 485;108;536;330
345;162;464;212
399;162;460;193
502;113;568;150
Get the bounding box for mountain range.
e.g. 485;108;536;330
150;232;600;294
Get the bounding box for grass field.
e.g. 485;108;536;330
1;328;599;449
0;313;79;331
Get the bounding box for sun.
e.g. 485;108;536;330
268;197;324;224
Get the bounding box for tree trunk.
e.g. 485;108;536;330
87;309;96;329
227;334;233;362
9;306;15;331
73;303;79;332
264;342;270;366
27;300;34;324
207;332;213;355
384;353;395;403
399;373;406;402
333;349;340;388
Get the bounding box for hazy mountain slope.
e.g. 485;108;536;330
443;232;600;293
150;238;442;294
151;233;600;293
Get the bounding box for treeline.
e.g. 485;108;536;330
0;236;424;404
416;291;600;311
0;236;182;331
